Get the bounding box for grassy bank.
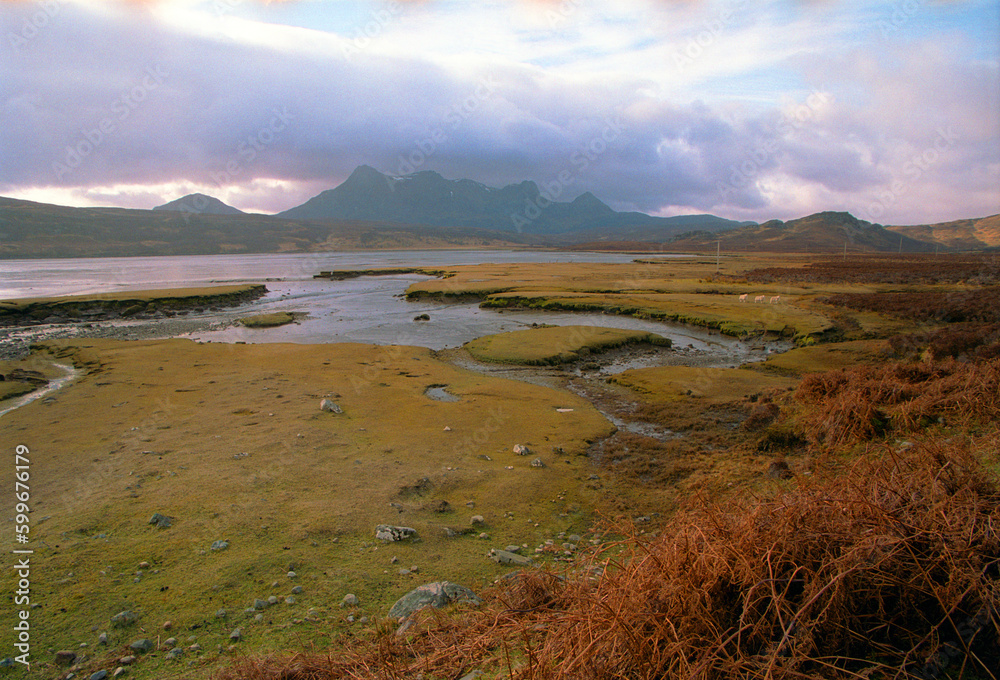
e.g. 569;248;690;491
463;325;670;366
0;338;616;679
0;284;267;326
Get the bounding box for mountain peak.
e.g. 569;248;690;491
154;193;244;216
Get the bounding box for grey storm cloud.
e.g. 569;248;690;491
1;1;996;222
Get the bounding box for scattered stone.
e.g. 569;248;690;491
148;512;172;528
129;639;153;653
267;595;279;606
165;648;184;660
530;458;546;468
513;444;530;455
320;399;343;414
111;610;137;628
291;585;303;595
470;515;485;526
210;540;229;551
139;562;151;570
504;545;521;554
341;593;359;608
112;667;127;678
375;525;417;542
162;637;177;649
287;570;297;579
162;621;172;631
479;532;490;540
443;426;452;432
215;609;227;619
55;650;77;666
188;644;202;652
413;313;431;321
489;549;534;567
90;671;109;680
253;599;268;610
285;596;297;605
229;628;242;642
388;581;482;620
766;460;794;480
569;534;582;543
98;633;108;645
118;656;135;665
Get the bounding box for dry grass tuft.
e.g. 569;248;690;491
795;358;1000;446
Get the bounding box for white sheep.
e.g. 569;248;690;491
739;293;748;302
770;295;781;304
754;295;766;303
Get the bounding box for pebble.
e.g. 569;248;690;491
229;629;242;642
216;609;227;619
210;539;229;551
291;585;303;594
470;515;485;526
341;594;359;607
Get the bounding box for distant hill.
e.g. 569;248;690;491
666;211;939;253
886;215;1000;250
154;193;245;216
0;197;532;259
279;165;749;237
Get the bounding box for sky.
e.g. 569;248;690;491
1;0;998;225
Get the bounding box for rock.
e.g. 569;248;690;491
388;581;482;620
513;444;530;455
285;596;296;605
139;562;151;569
320;399;342;414
210;540;229;551
0;658;14;669
287;571;297;579
112;667;127;678
568;534;582;543
267;595;279;606
504;545;521;554
470;515;485;526
291;585;303;594
341;593;359;607
111;610;137;628
489;549;534;567
119;656;136;665
230;628;242;642
147;512;172;529
375;524;417;542
55;650;77;666
413;313;431;321
162;621;172;631
530;458;546;468
98;633;109;645
163;637;177;648
129;639;153;653
766;460;794;480
253;598;268;610
165;648;184;660
215;609;227;619
90;671;109;680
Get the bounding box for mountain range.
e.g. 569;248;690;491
274;165;752;237
2;165;997;258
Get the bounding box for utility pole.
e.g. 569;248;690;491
716;240;721;272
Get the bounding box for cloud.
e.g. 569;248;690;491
0;0;997;224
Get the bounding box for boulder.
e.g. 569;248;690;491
111;610;138;628
375;525;417;542
489;549;534;567
148;513;172;529
320;399;343;414
388;581;482;620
